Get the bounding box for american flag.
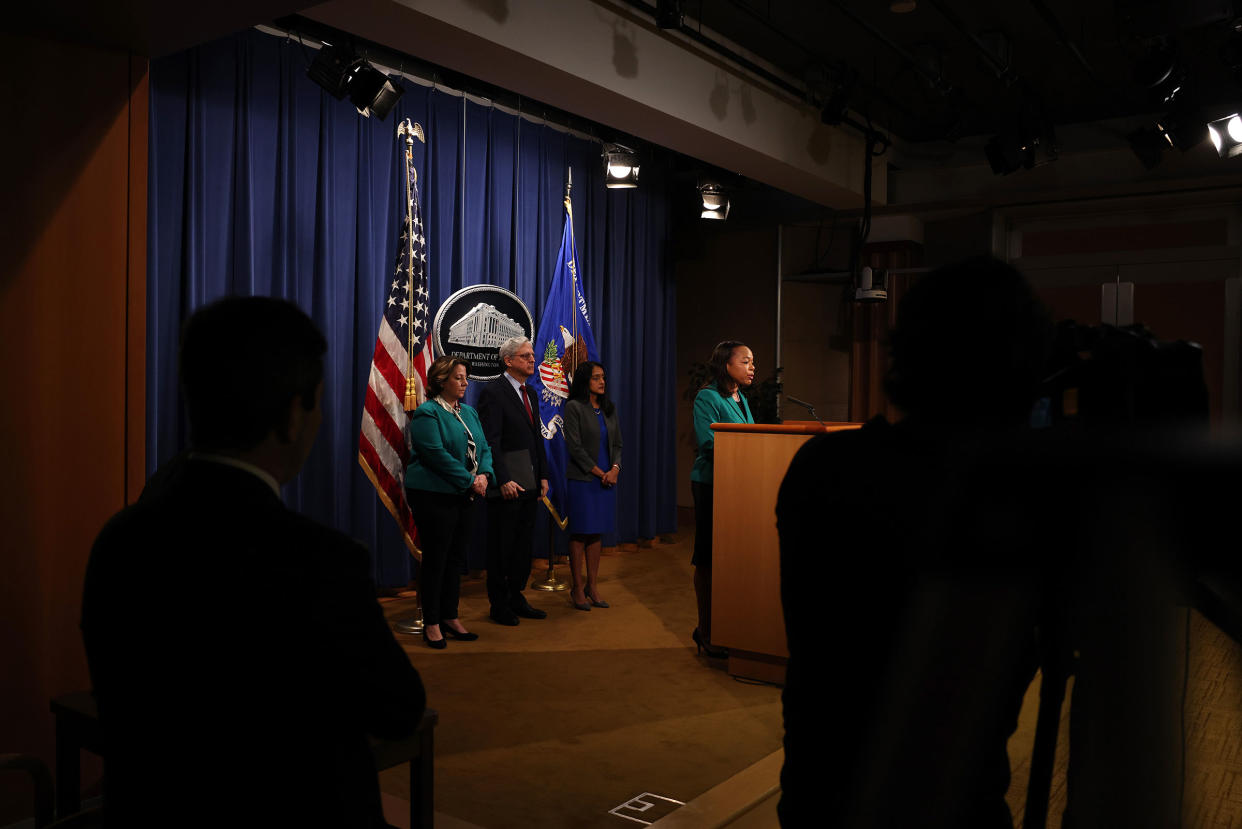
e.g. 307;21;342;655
358;119;432;557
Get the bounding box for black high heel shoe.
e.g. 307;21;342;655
443;627;478;641
692;628;727;659
422;629;447;650
571;593;592;611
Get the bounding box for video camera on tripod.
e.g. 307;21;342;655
1033;320;1209;431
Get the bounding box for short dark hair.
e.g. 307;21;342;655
884;256;1052;425
568;360;614;416
426;356;471;398
705;340;747;395
179;296;326;451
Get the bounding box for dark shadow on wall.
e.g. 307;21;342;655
709;71;729;120
740;83;756;124
613;23;638;78
464;0;510;24
806;123;836;165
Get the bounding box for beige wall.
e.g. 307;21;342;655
0;33;146;822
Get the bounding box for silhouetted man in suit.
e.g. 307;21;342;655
776;257;1055;828
82;296;425;828
476;336;549;625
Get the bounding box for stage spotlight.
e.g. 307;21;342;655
820;70;857;126
1157;107;1205;152
1221;31;1242;86
307;43;355;100
348;62;403;120
1207;113;1242;158
1127;125;1169;169
305;42;403;120
984;134;1030;175
603;144;640;188
1133;46;1186;106
698;183;730;220
985;126;1057;175
656;0;684;29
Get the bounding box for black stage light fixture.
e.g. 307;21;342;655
1221;31;1242;87
985;117;1057;176
1207;113;1242;158
985;134;1030;175
656;0;684;29
603;144;640;188
1127;125;1169;169
348;62;404;120
1133;45;1187;107
698;183;730;220
307;43;355;100
1157;106;1205;152
820;69;857;126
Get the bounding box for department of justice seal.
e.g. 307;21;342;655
433;285;535;380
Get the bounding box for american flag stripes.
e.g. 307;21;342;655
358;119;432;557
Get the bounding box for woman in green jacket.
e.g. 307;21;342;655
405;356;493;649
690;340;755;658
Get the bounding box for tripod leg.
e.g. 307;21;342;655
1024;664;1068;829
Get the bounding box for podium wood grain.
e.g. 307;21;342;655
710;422;861;682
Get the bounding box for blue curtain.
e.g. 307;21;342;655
147;29;678;586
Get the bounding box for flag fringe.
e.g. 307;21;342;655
358;452;421;559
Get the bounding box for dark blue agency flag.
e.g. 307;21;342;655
534;193;599;515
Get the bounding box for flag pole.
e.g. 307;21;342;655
393;117;428;635
401;119;426;414
532;167;573;593
566;168;580;376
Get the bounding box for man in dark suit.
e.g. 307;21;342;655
81;296;425;828
476;336;549;626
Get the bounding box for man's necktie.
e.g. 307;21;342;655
521;385;534;424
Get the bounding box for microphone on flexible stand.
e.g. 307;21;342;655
785;395;825;426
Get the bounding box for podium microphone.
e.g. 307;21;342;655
786;395;825;426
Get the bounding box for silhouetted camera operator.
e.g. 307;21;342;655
776;257;1215;828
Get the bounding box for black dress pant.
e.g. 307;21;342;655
691;480;713;568
407;488;474;626
485;494;536;610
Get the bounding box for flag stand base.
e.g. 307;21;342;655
532;496;570;591
531;561;569;592
392;601;425;635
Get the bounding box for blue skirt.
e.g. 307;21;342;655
567;478;617;534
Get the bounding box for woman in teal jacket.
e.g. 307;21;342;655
405;356;493;649
690;340;755;658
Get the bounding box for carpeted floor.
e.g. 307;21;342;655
378;534;785;829
377;527;1242;829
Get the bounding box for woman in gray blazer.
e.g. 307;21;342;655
562;361;622;611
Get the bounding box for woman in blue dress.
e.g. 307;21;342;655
562;361;623;612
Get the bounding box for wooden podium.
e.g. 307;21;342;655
710;421;862;684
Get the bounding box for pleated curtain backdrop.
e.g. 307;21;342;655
147;29;678;586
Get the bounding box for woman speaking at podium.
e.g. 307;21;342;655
690;341;755;659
